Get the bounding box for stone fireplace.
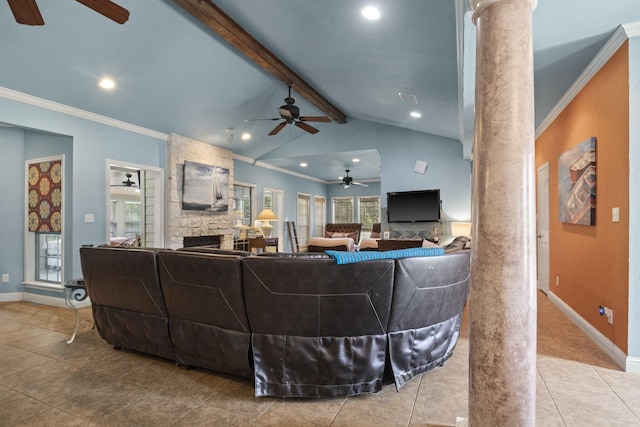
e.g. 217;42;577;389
165;133;234;249
183;235;221;248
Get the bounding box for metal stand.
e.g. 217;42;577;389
64;279;93;344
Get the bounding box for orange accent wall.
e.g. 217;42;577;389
536;42;630;353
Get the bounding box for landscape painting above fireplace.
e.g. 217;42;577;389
182;160;229;212
558;137;596;226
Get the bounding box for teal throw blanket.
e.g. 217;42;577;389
325;247;444;265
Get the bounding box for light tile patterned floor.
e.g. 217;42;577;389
0;291;638;426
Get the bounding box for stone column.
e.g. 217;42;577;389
469;0;538;426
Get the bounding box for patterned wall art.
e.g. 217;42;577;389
28;159;63;232
558;137;596;226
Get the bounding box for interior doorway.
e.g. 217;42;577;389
107;160;164;248
263;187;284;251
537;162;550;294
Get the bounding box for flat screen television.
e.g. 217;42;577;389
386;189;441;223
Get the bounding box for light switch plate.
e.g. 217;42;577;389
84;213;95;223
612;207;620;223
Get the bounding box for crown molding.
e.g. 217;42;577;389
233;153;329;184
536;22;640;138
0;86;168;141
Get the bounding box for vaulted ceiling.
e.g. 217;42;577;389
1;0;639;182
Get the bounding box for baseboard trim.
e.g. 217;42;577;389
0;292;24;302
626;356;640;374
21;293;91;309
22;293;68;308
547;291;628;371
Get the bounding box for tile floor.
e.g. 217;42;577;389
0;291;638;426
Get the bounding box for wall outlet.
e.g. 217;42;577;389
599;305;614;325
605;307;614;325
555;276;559;286
612;207;620;222
1;274;9;283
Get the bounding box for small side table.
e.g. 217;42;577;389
248;237;278;253
64;279;93;344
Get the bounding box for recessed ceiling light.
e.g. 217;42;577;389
361;6;380;20
352;158;360;163
241;132;251;141
300;162;308;167
99;78;115;90
410;111;422;118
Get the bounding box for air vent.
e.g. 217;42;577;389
398;92;419;104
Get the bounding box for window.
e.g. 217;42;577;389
25;155;65;289
358;196;381;239
36;233;62;283
233;184;254;226
297;194;310;249
314;196;326;237
110;200;117;237
332;197;354;223
124;201;141;237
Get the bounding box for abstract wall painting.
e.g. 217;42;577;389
558;137;596;225
182;160;229;211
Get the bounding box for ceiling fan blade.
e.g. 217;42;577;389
299;116;331;123
353;182;369;187
75;0;129;24
244;118;280;122
268;121;287;135
8;0;44;25
295;121;319;134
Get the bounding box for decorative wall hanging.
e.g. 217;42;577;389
182;160;229;211
28;159;63;232
558;137;596;225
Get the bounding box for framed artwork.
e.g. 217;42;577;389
27;159;63;232
558;137;596;225
182;160;229;211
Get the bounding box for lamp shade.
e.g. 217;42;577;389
256;209;278;221
450;221;472;238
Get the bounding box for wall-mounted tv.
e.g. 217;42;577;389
386;189;441;223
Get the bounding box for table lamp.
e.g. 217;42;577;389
450;221;472;238
256;208;278;238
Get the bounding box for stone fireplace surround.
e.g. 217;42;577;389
165;133;234;250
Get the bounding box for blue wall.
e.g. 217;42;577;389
0;127;26;296
1;97;472;299
234;159;329;252
0;96;167;297
257;117;472;234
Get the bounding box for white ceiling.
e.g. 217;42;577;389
1;0;639;182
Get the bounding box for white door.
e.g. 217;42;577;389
537;162;550;294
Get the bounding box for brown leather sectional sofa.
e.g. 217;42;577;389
79;246;470;397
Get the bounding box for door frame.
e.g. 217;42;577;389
106;160;164;247
537;162;550;294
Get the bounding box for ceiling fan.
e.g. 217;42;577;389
246;83;331;135
340;170;368;189
112;173;138;188
8;0;129;26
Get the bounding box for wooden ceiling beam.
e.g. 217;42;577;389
174;0;347;124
